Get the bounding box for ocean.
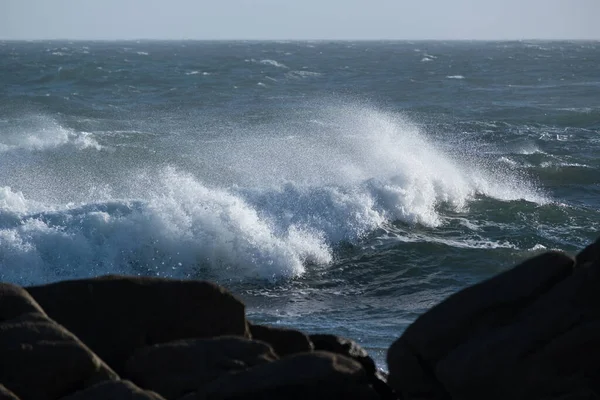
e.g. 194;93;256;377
1;40;599;367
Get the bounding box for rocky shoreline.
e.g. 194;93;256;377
1;237;599;399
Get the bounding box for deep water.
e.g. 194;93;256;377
1;40;599;367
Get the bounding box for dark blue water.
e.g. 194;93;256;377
1;40;599;366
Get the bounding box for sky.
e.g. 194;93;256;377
1;0;599;40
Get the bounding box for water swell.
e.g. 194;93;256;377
0;103;548;284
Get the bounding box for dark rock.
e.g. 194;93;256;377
0;312;118;400
0;385;19;400
58;380;165;400
26;275;249;374
180;351;379;400
249;323;313;357
0;282;46;322
310;334;376;375
125;336;277;399
311;334;397;400
386;244;600;399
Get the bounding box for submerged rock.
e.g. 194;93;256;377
387;239;600;399
26;275;249;374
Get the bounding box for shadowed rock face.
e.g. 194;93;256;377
26;275;249;375
0;283;118;400
249;323;313;357
311;334;398;400
0;384;20;400
387;239;600;399
58;380;166;400
180;351;379;400
124;336;278;399
0;283;47;322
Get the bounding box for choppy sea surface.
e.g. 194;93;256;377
1;40;599;367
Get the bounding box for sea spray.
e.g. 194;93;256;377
1;101;547;284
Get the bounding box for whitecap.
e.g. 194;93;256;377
285;70;322;79
0;117;103;152
259;59;288;68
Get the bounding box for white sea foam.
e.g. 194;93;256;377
0;103;548;284
514;144;545;155
259;59;288;68
286;70;322;79
391;232;518;250
446;75;465;79
0;117;103;152
540;161;591;169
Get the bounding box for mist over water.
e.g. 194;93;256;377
0;101;549;284
1;40;599;366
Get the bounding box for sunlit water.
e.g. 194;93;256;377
1;41;599;367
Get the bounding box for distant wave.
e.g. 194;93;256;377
0;116;102;152
258;59;288;69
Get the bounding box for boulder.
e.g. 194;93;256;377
124;336;277;399
0;312;118;400
387;241;600;399
180;351;379;400
58;380;165;400
249;323;313;357
26;275;249;374
0;282;46;322
310;334;376;375
0;385;19;400
310;334;396;400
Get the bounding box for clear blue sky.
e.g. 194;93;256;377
2;0;599;40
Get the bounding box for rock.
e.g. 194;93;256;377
311;334;397;400
386;244;600;399
58;380;165;400
0;282;46;322
125;336;277;399
310;334;376;375
0;312;118;400
0;385;20;400
26;275;249;374
180;351;379;400
249;323;313;357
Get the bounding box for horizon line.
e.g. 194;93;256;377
1;37;599;42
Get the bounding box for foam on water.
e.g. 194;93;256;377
0;102;548;284
0;116;103;152
258;59;288;69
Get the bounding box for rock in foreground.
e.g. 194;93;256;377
387;238;600;399
2;237;600;399
26;275;249;374
0;283;118;400
124;336;278;399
